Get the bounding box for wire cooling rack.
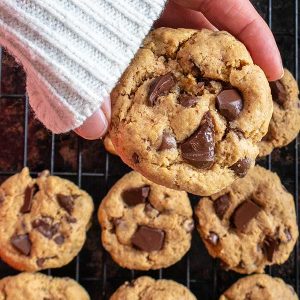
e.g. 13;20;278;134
0;1;298;299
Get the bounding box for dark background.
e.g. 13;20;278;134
0;0;298;299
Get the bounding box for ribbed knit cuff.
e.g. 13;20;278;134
0;0;167;133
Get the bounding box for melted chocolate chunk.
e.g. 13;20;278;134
132;153;140;164
181;112;215;169
179;94;199;107
32;217;59;239
232;200;261;231
263;236;280;262
269;80;287;106
148;73;176;106
11;234;31;256
21;184;38;213
54;235;65;245
230;158;252;178
57;194;74;214
158;133;177;151
122;186;150;206
66;216;77;224
208;232;219;245
36;258;45;267
284;228;292;242
216;89;243;121
213;194;231;220
131;225;165;252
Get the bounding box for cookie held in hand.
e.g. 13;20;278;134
110;28;272;195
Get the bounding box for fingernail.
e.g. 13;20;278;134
74;108;108;140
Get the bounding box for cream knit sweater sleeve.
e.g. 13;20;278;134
0;0;167;133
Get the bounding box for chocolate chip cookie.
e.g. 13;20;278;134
259;68;300;156
110;27;273;196
98;171;193;270
0;272;90;299
103;134;118;155
220;274;298;300
0;168;94;271
195;165;298;274
110;276;196;300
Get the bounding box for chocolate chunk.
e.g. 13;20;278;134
263;236;280;261
270;80;287;106
32;218;59;239
132;153;140;164
158;133;177;151
131;225;165;252
179;94;198;107
54;235;65;245
213;194;231;220
36;258;45;267
144;203;159;218
181;112;215;169
284;228;292;242
148;73;175;105
21;184;38;213
230;158;252;178
11;234;31;256
208;232;219;245
216;89;243;121
122;186;150;206
57;194;74;214
232;200;261;231
66;216;77;224
183;219;194;233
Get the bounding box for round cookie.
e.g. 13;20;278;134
195;165;298;274
0;168;94;271
98;171;194;270
0;272;90;300
259;68;300;156
110;276;196;300
110;27;273;196
220;274;298;300
103;134;118;156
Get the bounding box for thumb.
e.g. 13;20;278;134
74;96;110;140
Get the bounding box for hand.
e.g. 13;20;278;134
73;96;110;140
156;0;283;81
75;0;283;140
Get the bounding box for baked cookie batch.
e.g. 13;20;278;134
0;28;299;299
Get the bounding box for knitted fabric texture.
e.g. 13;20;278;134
0;0;167;133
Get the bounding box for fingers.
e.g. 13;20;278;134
74;97;110;140
171;0;283;81
155;1;216;30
